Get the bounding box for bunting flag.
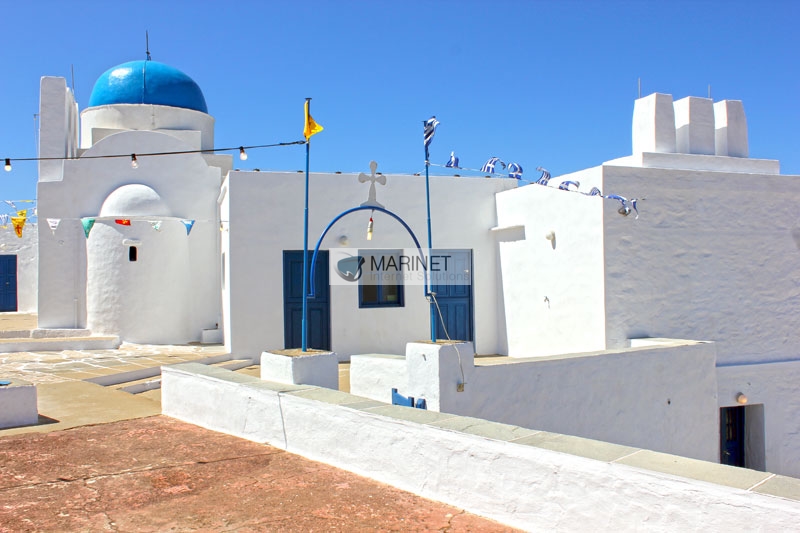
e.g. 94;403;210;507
4;200;15;210
47;218;61;234
423;116;440;158
481;157;505;174
558;180;580;191
587;187;603;196
150;220;162;231
0;214;7;226
11;216;25;238
115;219;131;226
507;162;523;179
445;151;459;168
181;219;195;235
303;100;323;140
605;194;632;217
630;198;645;219
535;167;551;185
81;217;96;238
16;209;27;219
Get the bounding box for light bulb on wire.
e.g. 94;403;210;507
4;159;11;172
130;154;139;169
239;147;248;161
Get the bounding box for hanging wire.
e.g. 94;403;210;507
1;140;306;165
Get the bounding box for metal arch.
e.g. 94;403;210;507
308;205;429;298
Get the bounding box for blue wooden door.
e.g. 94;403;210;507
432;250;473;342
0;255;17;312
283;251;330;350
720;406;745;467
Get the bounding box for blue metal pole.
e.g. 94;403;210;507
424;134;436;343
301;99;311;352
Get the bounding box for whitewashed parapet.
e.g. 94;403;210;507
161;363;800;531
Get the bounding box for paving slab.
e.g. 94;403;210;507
0;416;517;532
0;381;161;437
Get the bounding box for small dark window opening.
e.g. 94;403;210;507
129;246;138;262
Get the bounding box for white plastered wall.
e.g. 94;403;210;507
37;130;224;339
495;168;606;357
717;361;800;478
223;171;517;359
354;340;719;461
0;226;38;312
38;77;79;182
601;164;800;365
80;104;215;151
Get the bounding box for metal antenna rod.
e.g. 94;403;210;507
146;30;151;61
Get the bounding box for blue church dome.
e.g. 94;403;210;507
88;60;208;113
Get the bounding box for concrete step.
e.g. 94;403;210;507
0;335;121;353
85;352;238;387
101;357;255;395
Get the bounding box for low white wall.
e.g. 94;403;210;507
0;226;38;313
352;340;719;462
349;354;406;402
718;360;800;478
162;364;800;531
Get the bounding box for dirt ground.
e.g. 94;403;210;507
0;415;518;532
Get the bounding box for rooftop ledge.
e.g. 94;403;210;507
608;152;781;174
162;362;800;523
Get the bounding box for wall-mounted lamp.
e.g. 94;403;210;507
338;235;349;246
736;393;748;405
618;205;631;217
367;216;374;241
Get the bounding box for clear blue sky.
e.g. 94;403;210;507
1;0;798;206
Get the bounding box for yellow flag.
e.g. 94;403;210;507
16;209;27;220
304;100;323;140
11;216;25;238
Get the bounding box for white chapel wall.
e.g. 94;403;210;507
718;361;800;478
38;130;222;338
601;164;800;366
495;167;606;357
224;171;516;359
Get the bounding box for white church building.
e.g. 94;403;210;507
7;58;800;479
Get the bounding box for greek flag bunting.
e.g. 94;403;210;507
481;157;505;174
445;151;459;168
558;180;580;191
507;162;523;179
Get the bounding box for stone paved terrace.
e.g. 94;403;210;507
0;313;229;385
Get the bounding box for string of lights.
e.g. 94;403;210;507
2;140;307;172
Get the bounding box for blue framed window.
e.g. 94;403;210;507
359;249;404;308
